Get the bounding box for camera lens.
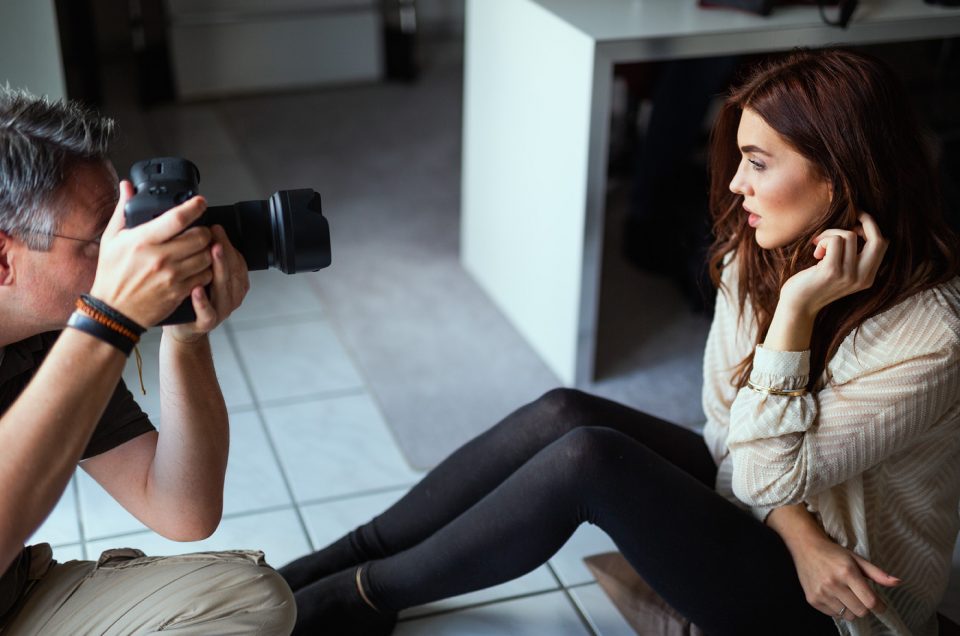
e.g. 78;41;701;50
270;189;332;274
126;156;332;324
204;189;331;274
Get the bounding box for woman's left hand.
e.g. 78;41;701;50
165;225;250;344
767;505;900;622
779;212;888;318
792;533;901;622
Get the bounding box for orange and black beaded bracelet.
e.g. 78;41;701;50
74;299;140;344
66;310;136;355
67;295;145;356
79;294;145;337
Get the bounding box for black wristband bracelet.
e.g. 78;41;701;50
79;294;146;336
66;311;135;355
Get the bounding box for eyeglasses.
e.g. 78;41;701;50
47;231;102;246
19;229;103;256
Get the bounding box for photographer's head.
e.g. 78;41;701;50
0;87;119;333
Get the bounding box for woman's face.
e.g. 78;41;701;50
729;108;833;249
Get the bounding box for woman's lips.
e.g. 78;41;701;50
747;213;760;228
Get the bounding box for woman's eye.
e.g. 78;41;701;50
748;158;765;171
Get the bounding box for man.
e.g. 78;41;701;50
0;89;295;633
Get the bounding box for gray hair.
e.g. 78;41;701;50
0;86;116;250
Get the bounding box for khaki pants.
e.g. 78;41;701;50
2;547;296;635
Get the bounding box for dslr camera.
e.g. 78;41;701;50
125;157;332;324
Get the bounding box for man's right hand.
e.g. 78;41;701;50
89;180;214;327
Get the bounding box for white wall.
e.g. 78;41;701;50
0;0;65;99
164;0;383;99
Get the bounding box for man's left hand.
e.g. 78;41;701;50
166;225;249;343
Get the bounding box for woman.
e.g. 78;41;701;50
282;48;960;636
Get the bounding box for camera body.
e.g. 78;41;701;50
125;157;332;324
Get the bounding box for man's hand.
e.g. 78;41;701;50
165;224;249;343
90;180;214;327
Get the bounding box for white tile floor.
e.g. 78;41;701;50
26;269;632;635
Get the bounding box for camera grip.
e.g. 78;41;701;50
162;298;198;325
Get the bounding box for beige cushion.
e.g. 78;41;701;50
583;552;705;636
585;551;960;636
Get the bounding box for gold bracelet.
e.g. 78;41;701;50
746;380;807;397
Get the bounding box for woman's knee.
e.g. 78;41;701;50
552;426;628;474
532;388;598;428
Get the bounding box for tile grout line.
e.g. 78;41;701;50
547;562;599;636
225;383;371;416
79;484;420;546
256;386;368;411
295;483;416;509
82;503;298;545
72;474;89;560
228;310;328;332
222;320;317;554
300;277;426;475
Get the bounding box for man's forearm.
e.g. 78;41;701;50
147;333;229;535
0;330;125;571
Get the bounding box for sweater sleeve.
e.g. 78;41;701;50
725;307;960;509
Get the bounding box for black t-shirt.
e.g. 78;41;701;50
0;331;155;620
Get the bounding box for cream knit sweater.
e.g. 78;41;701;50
702;261;960;636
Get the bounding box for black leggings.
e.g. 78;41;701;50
351;389;837;636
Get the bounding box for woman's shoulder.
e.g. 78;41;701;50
856;276;960;336
929;275;960;315
829;277;960;382
889;276;960;333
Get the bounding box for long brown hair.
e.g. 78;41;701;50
707;48;960;389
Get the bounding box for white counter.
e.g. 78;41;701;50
461;0;960;385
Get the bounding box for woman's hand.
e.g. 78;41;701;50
90;180;214;328
165;224;250;344
779;212;889;318
763;212;888;352
766;505;900;622
792;533;901;621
